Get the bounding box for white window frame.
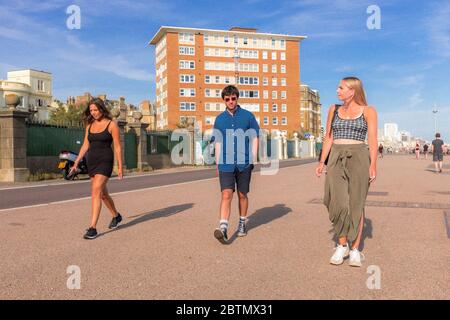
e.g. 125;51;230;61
272;116;278;125
179;46;195;55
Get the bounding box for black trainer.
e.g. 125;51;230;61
214;228;229;244
84;227;98;239
109;213;122;229
237;218;248;237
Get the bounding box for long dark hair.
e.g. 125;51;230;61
84;98;112;125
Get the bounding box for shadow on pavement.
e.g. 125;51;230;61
98;203;194;237
228;203;293;243
329;217;373;251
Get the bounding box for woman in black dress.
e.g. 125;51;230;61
70;98;124;239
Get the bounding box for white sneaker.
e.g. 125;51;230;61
330;244;350;265
349;249;365;267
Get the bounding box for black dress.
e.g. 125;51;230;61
87;121;114;178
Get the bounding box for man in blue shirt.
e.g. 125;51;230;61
212;85;260;244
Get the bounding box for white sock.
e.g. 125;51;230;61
219;219;228;230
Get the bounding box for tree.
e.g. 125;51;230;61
50;103;86;126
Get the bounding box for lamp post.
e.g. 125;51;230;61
432;106;438;134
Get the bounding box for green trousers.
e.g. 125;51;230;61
324;144;370;242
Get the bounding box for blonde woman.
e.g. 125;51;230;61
316;77;378;267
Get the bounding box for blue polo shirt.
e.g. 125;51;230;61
212;105;260;172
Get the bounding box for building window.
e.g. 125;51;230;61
271;52;276;60
272;116;278;125
244;37;248;45
272;78;277;86
282;117;287;125
281;91;286;99
263;90;268;99
272;104;278;112
280;52;286;60
263;77;268;86
272;64;277;73
238;76;259;85
239;90;259;98
180;102;196;111
180;88;195;97
272;39;276;47
179;46;195;55
224;35;229;43
272;91;277;99
205;89;211;97
37;80;44;91
262;51;268;59
281;65;286;73
263;64;268;73
280;39;285;48
179;32;194;43
206;116;216;125
179;60;195;69
263;103;269;112
253;38;258;46
180;74;195;83
205;75;210;83
281;78;286;86
282;104;287;112
264;116;269;125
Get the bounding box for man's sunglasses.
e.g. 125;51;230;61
224;97;237;102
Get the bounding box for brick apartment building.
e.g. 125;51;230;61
149;26;306;136
300;84;322;139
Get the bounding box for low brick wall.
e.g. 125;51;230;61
147;154;180;170
27;156;61;174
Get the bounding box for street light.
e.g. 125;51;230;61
432;106;438;134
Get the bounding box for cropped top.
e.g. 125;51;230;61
332;106;368;141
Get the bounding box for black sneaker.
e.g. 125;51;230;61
237;218;248;237
214;228;229;244
109;213;122;229
84;227;98;239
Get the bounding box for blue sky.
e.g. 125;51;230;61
0;0;449;141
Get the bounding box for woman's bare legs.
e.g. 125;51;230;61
90;175;109;228
101;185;119;217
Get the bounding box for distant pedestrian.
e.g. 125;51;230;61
415;142;420;160
423;143;429;160
378;143;384;159
316;76;378;267
431;133;444;173
70;98;124;239
211;85;260;244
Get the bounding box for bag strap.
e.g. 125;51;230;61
331;104;341;124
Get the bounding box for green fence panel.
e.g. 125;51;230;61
147;131;173;155
124;132;137;169
26;123;85;157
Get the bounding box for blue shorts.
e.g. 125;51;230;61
219;165;254;194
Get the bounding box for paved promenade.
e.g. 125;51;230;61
0;155;448;299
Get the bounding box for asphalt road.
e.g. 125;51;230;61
0;158;316;210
